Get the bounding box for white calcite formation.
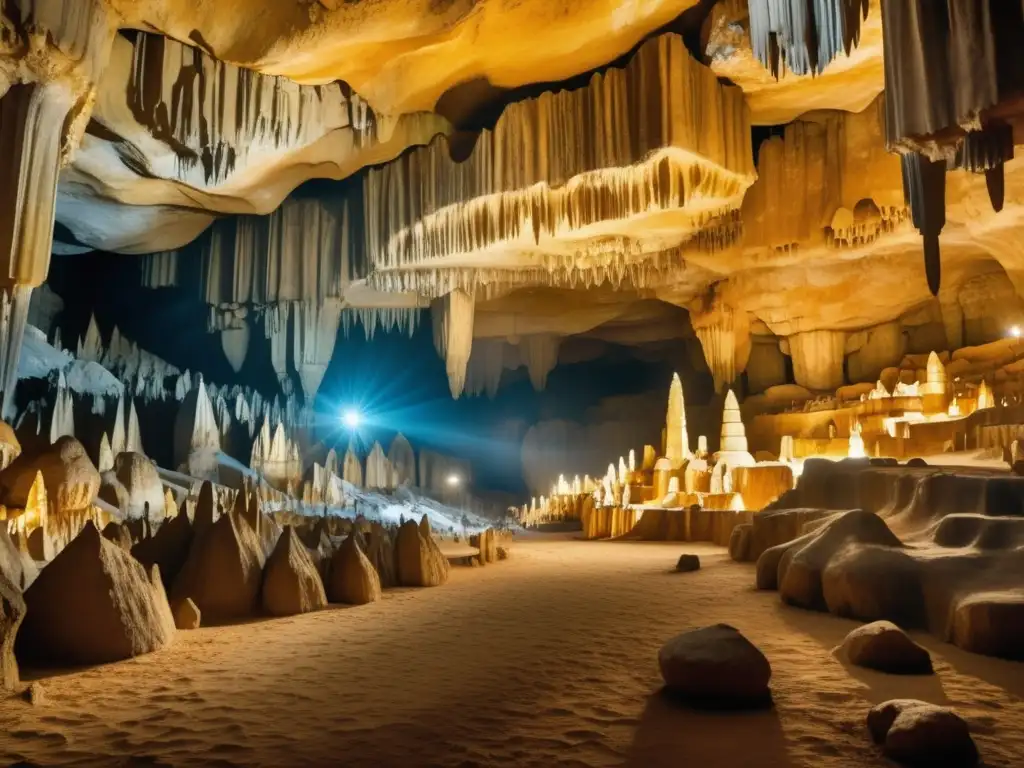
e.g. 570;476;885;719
250;418;302;494
387;434;416;488
715;390;755;468
664;373;691;467
364;442;395;492
342;443;363;488
432;290;475;398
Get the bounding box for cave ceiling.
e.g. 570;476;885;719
4;0;1024;404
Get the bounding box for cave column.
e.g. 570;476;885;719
782;330;847;391
0;81;76;418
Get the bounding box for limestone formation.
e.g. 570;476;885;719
172;511;265;622
133;502;193;588
101;521;132;551
839;621;933;675
262;526;327;617
173;597;201;630
366;524;398;589
867;700;978;767
0;436;99;515
715;390;755;470
658;624;772;708
395;519;449;588
327;533;382;605
112;452;165;524
387;434;416;487
18;522;175;665
0;573;25;692
0;528;38;592
664;373;691;466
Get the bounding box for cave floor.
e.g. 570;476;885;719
3;534;1024;767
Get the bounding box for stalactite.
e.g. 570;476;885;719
364;32;753;288
464;339;506;398
140;251;179;288
292;301;341;404
125;31;377;186
690;290;751;393
881;1;1024;295
748;0;869;78
518;335;560;392
340;306;420;341
431;290;474;399
221;322;250;374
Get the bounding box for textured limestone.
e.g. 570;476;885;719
395;519;449;588
262;526;327;617
658;624;772;708
327;533;382;606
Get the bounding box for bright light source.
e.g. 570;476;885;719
342;409;362;429
1011;326;1022;339
446;473;461;487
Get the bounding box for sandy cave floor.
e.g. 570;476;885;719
3;535;1024;768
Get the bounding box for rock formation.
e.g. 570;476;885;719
17;522;175;665
262;526;327;617
172;511;265;622
867;699;979;767
839;621;933;675
0;573;25;692
658;624;772;708
395;519;449;588
327;533;382;605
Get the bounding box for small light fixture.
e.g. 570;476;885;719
1011;326;1021;339
446;473;461;488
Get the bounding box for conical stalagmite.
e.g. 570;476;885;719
664;373;691;466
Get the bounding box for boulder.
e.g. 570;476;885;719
0;527;37;591
0;436;99;513
396;519;449;587
132;503;194;587
366;523;397;588
112;452;166;525
171;511;264;622
327;533;382;605
17;521;175;665
675;554;701;572
839;621;933;674
728;523;752;561
261;526;327;616
173;597;201;630
101;521;133;551
867;699;978;766
1;573;25;692
657;624;772;708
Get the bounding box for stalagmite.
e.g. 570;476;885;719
126;399;143;456
716;390;755;468
48;372;74;444
388;434;415;487
665;373;691;466
432;290;474;398
978;380;993;410
77;314;103;363
343;443;363;488
98;432;113;473
110;391;126;456
365;442;394;491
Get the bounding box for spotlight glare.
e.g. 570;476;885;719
446;473;461;488
342;409;362;429
1012;326;1022;339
